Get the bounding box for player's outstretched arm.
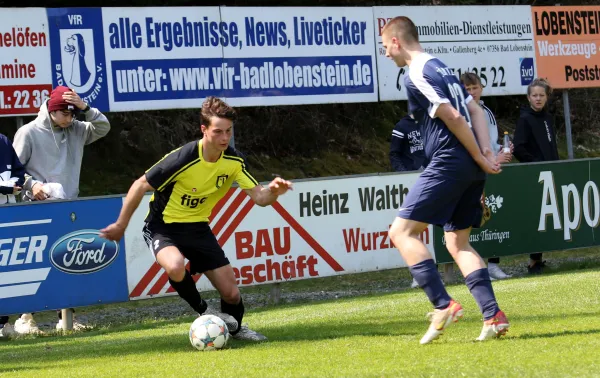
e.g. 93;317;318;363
244;177;293;207
436;103;500;175
100;175;154;241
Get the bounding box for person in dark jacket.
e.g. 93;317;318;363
514;79;559;163
390;115;426;289
0;133;26;339
513;78;559;274
390;115;426;172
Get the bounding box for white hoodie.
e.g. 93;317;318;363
13;101;111;200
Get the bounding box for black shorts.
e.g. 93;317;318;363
142;222;230;274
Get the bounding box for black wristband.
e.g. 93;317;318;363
82;104;91;113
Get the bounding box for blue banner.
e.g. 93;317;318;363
47;8;110;112
0;198;128;315
111;56;374;102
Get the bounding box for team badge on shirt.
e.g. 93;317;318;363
216;175;229;189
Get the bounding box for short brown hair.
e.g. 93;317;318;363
382;16;419;43
460;72;482;87
201;96;236;126
527;78;552;96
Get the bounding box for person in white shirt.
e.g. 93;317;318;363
461;72;512;280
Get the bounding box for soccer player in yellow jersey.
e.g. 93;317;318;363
100;97;293;341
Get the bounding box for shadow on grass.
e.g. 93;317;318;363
516;328;600;340
0;316;423;374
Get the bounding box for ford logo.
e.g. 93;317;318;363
50;230;119;274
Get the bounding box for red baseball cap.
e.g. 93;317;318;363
47;86;76;113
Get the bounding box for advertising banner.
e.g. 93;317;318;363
434;160;600;263
125;172;433;300
0;8;53;117
0;198;129;315
97;6;378;112
47;8;111;112
100;7;223;112
532;6;600;89
218;7;378;107
374;6;536;101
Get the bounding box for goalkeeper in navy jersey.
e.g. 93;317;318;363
390;115;426;172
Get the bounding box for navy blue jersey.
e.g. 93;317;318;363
0;133;25;203
405;53;484;180
390;115;426;171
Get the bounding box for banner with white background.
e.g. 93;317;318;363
124;172;433;300
373;6;536;101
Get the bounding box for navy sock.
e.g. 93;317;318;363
409;259;451;310
465;268;500;321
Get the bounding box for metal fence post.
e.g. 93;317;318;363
563;90;574;160
60;308;74;331
229;124;235;149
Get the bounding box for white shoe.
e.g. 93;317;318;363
488;263;511;280
202;307;239;333
411;278;420;289
420;300;464;345
476;310;510;341
232;324;268;341
0;323;15;339
56;319;90;332
14;313;42;335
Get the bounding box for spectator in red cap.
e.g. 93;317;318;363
11;85;110;334
13;86;110;200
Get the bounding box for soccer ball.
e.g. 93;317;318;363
189;315;230;351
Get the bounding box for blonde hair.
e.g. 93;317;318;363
527;78;552;96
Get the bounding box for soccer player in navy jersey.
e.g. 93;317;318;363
381;16;509;344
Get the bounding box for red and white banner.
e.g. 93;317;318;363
124;172;433;300
0;8;52;116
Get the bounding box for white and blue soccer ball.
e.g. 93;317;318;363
189;315;230;351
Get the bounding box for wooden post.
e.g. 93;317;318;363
443;263;454;284
269;283;281;305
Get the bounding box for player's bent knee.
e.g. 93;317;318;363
389;219;407;240
158;256;186;280
220;286;240;304
389;218;425;246
164;263;186;281
156;247;186;280
444;230;471;255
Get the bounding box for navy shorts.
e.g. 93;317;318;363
398;170;485;232
142;222;230;274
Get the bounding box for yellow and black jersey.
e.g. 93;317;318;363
144;140;259;224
